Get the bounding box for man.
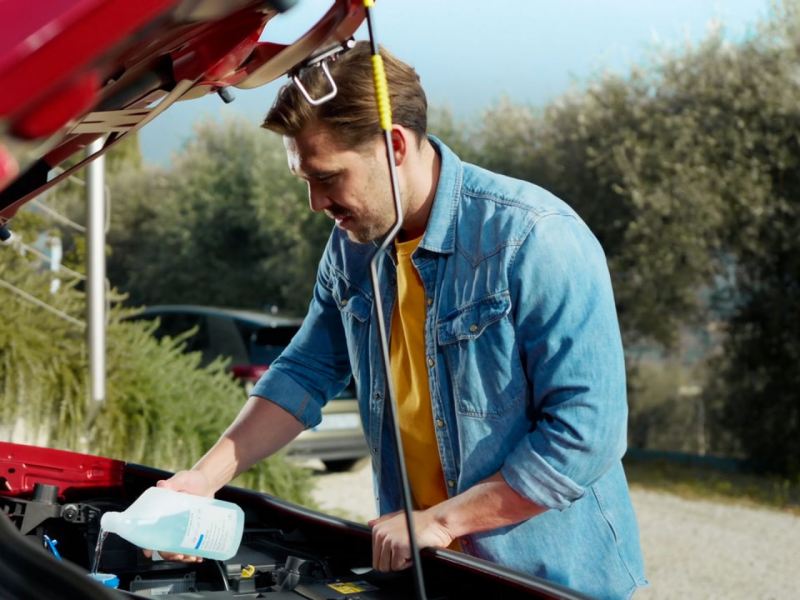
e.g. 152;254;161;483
160;42;647;599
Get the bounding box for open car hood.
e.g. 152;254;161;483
0;0;365;227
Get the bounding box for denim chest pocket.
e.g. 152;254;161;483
331;276;372;374
331;277;371;323
436;292;526;418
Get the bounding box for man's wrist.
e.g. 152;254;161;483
191;460;231;495
428;499;462;539
426;472;546;542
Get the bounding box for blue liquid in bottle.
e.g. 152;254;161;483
100;487;244;561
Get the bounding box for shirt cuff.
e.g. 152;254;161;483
249;367;324;430
501;437;586;511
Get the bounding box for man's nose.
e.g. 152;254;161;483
307;182;331;213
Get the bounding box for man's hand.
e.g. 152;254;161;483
157;470;215;497
368;472;546;572
140;471;214;563
139;396;304;564
368;509;454;572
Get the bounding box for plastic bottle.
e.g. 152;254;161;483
100;487;244;561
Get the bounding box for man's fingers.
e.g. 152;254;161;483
391;550;411;571
372;528;409;572
372;526;392;572
143;549;202;563
368;510;400;528
378;539;392;572
371;526;381;570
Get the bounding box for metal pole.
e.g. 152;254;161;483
363;3;427;597
48;234;62;294
86;138;106;404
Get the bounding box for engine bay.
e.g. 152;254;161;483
1;480;415;599
0;444;582;600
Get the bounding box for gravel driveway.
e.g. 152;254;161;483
311;461;800;599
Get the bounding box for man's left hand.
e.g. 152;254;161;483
368;509;453;572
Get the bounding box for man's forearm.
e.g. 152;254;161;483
430;472;546;539
192;395;305;492
369;471;546;571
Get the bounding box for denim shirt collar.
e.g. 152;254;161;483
419;135;462;255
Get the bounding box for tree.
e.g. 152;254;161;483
435;2;800;473
106;118;330;314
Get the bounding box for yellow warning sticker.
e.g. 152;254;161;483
327;582;365;594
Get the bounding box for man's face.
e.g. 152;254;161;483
284;125;398;244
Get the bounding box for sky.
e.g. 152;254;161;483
139;0;775;165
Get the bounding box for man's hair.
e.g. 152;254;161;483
262;41;427;149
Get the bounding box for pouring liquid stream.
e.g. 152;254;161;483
91;529;108;575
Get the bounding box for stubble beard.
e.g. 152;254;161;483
344;213;394;244
343;182;400;244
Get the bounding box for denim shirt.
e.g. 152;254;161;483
252;137;647;599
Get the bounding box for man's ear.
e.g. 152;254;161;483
390;126;408;167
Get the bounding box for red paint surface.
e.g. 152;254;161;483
12;72;100;139
0;0;176;117
0;442;124;499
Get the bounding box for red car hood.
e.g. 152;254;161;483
0;0;365;226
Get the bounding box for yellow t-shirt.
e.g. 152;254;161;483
390;235;449;511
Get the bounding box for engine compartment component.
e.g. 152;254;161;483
0;444;586;600
1;483;413;599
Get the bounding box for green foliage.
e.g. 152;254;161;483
105;118;330;314
0;217;314;503
449;9;798;356
39;132;145;273
711;292;800;475
432;4;800;475
627;361;696;452
428;106;475;159
105;133;143;173
624;456;800;513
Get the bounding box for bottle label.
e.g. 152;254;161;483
180;504;236;554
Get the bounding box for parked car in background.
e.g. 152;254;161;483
132;305;367;472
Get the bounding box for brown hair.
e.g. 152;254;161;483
262;41;427;149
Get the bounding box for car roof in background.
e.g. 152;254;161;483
137;304;303;328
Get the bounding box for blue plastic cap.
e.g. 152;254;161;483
88;572;120;589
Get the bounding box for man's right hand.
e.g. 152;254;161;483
141;470;214;563
157;470;215;497
139;396;305;563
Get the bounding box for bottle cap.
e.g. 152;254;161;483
88;572;120;588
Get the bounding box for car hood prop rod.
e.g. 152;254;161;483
362;2;429;599
289;2;428;596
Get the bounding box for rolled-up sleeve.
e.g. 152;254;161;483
501;213;628;511
250;243;352;429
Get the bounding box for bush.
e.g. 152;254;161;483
0;219;314;504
